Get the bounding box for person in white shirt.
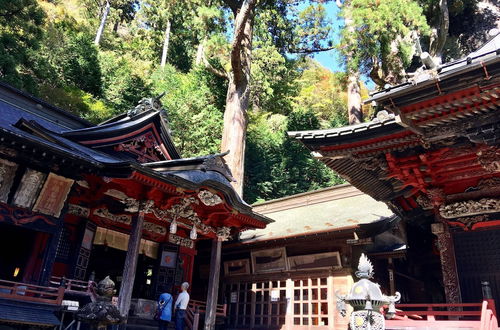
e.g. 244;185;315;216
174;282;190;330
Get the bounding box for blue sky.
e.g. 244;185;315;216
311;2;343;72
308;2;375;89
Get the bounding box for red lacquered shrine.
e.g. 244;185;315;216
0;84;271;328
289;35;500;310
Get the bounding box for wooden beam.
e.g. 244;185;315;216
204;238;222;330
118;202;146;324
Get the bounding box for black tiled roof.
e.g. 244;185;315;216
367;33;500;105
0;299;61;327
288;117;402;146
0;85;271;227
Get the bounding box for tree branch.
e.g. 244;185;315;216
288;46;335;54
231;0;257;53
429;0;449;58
202;52;229;80
230;0;257;83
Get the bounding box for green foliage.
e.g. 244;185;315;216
418;0;495;60
340;0;429;84
244;109;344;204
2;0;371;204
0;0;46;93
57;32;103;96
99;51;152;111
293;59;348;128
149;65;224;157
292;3;333;52
38;85;114;123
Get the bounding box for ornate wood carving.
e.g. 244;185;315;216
451;215;489;230
0;146;17;158
426;188;445;206
150;197;217;236
93;208;132;224
114;131;164;163
198;190;223;206
440;198;500;219
0;202;56;228
216;227;231;241
416;194;433;210
68;204;90;218
203;154;235;182
143;221;167;235
168;233;194;248
436;229;461;304
476;146;500;173
352;155;389;172
33;173;74;217
127;96;163;117
12;169;47;209
477;177;500;190
0;159;18;202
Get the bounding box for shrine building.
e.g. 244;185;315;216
0;81;271;328
215;184;404;330
289;34;500;312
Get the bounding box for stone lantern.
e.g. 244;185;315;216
336;254;400;330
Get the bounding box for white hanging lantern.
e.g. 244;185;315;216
170;219;177;234
190;225;197;240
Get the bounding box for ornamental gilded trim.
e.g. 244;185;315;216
439;198;500;219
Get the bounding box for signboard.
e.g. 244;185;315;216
81;228;95;250
251;247;287;273
160;251;177;268
288;251;342;270
33;173;74;217
224;259;250;276
230;292;238;303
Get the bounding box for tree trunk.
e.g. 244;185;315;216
221;8;254;197
160;20;171;68
195;38;206;66
94;0;110;45
343;3;363;124
347;72;362;124
430;0;449;60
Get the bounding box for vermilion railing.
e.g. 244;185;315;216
384;301;498;330
0;279;64;305
49;276;97;301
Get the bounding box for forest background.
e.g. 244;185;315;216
0;0;497;203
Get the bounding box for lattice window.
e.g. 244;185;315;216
55;226;71;262
292;277;329;327
254;281;286;328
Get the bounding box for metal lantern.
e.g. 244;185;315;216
170;219;177;234
190;225;197;240
336;254;400;330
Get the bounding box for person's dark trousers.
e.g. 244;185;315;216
158;320;169;330
175;309;186;330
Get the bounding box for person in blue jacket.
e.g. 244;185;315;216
157;292;173;330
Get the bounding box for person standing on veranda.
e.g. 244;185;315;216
174;282;190;330
157;291;173;330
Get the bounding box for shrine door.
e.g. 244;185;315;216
453;228;500;315
225;275;349;330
